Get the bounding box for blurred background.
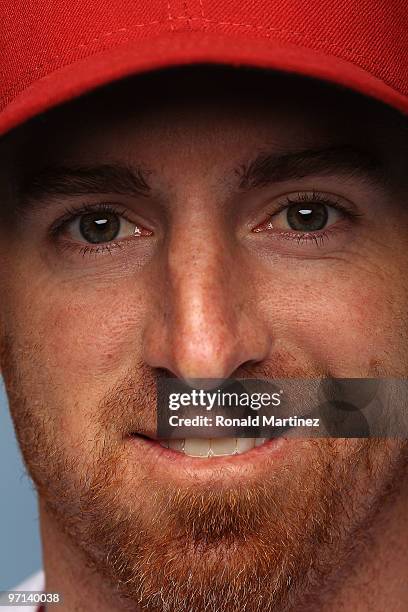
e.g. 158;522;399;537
0;379;42;589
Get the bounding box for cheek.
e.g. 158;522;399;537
303;286;386;368
3;273;148;397
48;290;145;379
1;278;149;450
257;261;408;375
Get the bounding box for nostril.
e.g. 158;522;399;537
156;367;177;379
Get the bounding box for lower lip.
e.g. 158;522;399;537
127;435;289;472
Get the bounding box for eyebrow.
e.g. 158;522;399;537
15;145;384;213
237;145;385;190
17;162;151;206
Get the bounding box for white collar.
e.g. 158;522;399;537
1;571;45;612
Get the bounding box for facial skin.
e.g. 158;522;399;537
0;67;407;611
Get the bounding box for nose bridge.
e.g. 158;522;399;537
166;220;239;377
142;200;272;382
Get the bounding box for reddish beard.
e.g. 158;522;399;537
2;344;407;611
33;433;405;612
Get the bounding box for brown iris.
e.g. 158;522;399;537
79;211;120;243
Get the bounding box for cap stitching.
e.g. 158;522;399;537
182;1;193;30
1;17;392;70
0;16;405;104
167;1;174;31
183;1;191;20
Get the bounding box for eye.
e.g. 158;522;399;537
254;194;346;234
274;201;341;232
63;207;151;244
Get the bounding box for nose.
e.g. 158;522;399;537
143;220;272;384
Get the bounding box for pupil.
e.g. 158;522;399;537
80;212;120;243
286;203;328;231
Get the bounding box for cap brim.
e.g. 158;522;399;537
1;30;407;137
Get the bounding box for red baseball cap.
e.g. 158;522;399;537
1;0;407;138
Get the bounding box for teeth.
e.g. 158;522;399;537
255;438;266;447
168;439;185;452
210;437;237;456
159;438;267;457
184;438;210;456
237;438;255;452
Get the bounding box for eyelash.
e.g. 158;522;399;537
49;191;360;258
260;191;361;245
49;202;136;257
273;191;357;218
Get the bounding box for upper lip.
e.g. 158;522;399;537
129;429;159;441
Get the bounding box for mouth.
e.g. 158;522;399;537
158;437;270;457
128;431;287;465
126;432;292;482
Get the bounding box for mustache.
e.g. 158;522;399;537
97;356;327;437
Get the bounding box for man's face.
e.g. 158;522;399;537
1;69;407;611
